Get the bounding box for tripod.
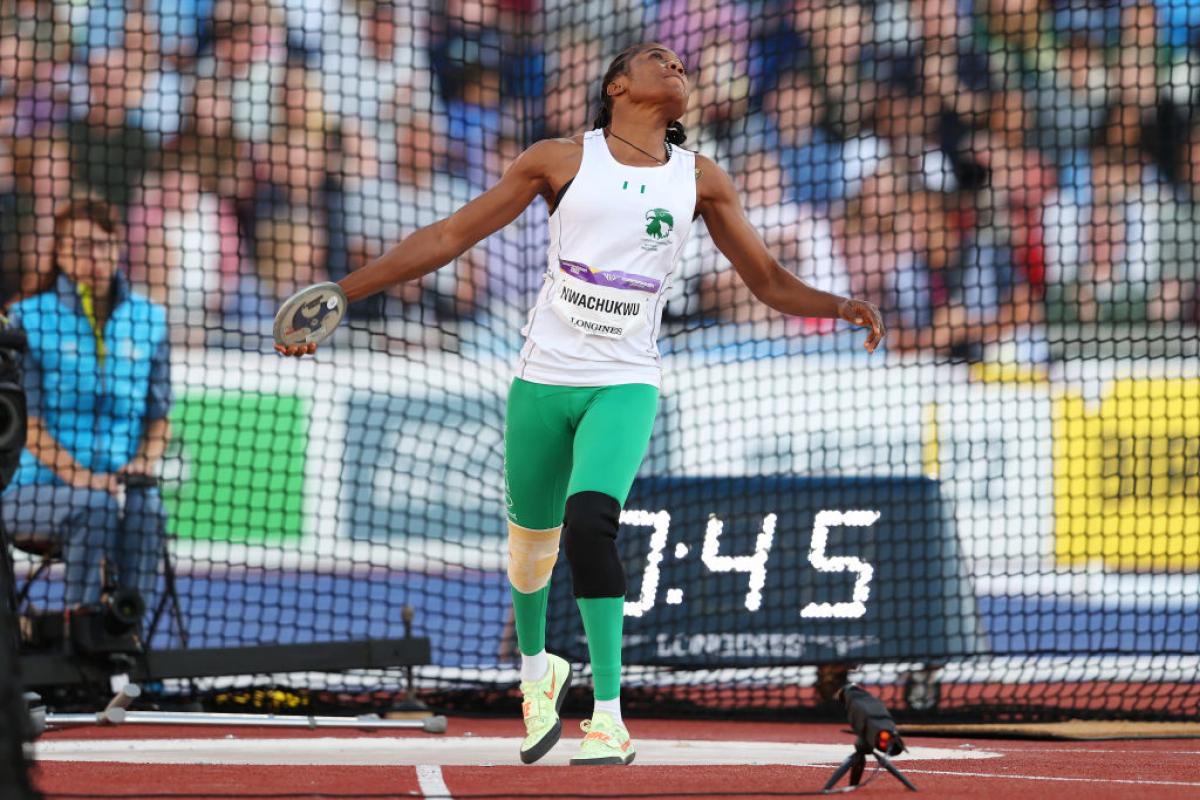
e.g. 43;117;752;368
822;737;917;792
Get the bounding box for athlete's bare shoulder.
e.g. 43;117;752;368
521;135;587;200
547;133;587;147
693;153;737;209
521;136;584;166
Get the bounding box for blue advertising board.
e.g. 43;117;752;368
547;476;982;666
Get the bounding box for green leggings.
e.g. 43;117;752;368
504;377;659;700
504;378;659;530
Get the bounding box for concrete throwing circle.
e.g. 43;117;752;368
35;737;1001;766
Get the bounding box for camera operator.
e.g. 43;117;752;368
1;197;171;625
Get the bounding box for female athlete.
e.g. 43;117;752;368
278;42;885;765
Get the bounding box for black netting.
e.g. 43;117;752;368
1;0;1197;723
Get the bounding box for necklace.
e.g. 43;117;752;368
606;127;671;165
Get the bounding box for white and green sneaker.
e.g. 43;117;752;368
569;711;636;766
518;653;572;764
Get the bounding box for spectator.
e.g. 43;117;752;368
428;0;504;185
494;0;546;132
125;156;227;336
193;0;290;146
65;46;157;214
123;11;187;143
1;198;171;617
958;121;1054;358
917;0;992;126
800;0;868;136
1147;106;1200;323
250;58;333;306
321;0;434;175
835;153;904;311
670;150;851;329
342;110;484;321
1027;33;1112;190
4;125;73;299
173;1;266;321
861;167;1022;358
768;68;848;209
540;0;643;45
1117;1;1158;110
1045;103;1176;323
0;15;75;140
678;37;753;160
151;0;214;58
543;36;604;138
76;0;128;54
745;0;810;109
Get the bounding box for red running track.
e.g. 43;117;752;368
31;716;1200;800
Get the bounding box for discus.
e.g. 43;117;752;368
273;282;348;347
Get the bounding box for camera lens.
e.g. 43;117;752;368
102;589;146;632
0;387;21;450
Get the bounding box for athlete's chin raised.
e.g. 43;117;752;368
658;98;688;122
663;85;688;108
632;94;685;119
638;83;687;117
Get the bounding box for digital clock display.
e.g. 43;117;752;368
547;476;981;666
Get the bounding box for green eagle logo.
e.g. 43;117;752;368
644;208;674;240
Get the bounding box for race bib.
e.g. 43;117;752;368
550;259;661;339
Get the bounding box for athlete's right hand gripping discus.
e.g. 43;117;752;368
273;282;348;350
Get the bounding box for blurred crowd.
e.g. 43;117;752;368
2;0;1199;357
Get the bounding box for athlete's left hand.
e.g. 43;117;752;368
837;298;886;353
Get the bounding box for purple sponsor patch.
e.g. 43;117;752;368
560;259;661;293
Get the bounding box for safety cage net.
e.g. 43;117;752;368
0;0;1196;722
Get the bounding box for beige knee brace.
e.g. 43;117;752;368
507;521;562;593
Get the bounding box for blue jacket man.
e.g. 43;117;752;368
2;198;171;616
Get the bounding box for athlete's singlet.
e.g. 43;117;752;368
516;129;697;388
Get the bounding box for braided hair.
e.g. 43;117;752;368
592;43;688;146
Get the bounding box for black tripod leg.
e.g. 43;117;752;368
149;540;188;648
821;753;859;791
875;752;918;791
165;558;188;648
147;588;166;643
849;752;866;785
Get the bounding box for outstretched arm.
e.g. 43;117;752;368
695;155;886;352
278;138;579;355
337;140;563;303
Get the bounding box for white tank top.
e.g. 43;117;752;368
516;129;697;388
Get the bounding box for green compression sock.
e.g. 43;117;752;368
576;595;624;701
511;583;550;656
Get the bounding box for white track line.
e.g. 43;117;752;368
416;764;453;799
33;737;998;766
799;763;1200;788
